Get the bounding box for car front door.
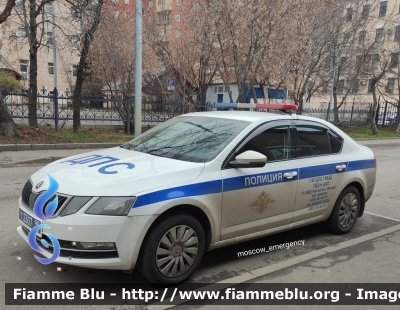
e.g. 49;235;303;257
220;120;299;240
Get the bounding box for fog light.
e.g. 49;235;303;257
77;242;116;250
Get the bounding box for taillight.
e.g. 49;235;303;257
374;157;377;169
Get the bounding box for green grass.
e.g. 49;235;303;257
1;123;399;145
41;127;132;144
340;125;400;139
0;125;133;145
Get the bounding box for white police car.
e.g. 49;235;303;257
17;105;376;284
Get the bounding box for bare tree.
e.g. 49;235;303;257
7;0;56;127
0;0;21;137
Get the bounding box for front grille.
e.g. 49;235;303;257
21;226;119;259
21;180;70;216
22;180;32;206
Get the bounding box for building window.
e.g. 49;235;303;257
390;52;399;68
395;26;400;41
368;79;373;92
336;80;344;93
346;7;353;21
350;79;359;93
112;0;119;4
142;9;145;15
387;78;395;93
48;63;54;75
175;13;181;22
72;65;78;77
175;29;181;37
70;36;79;48
340;56;347;68
149;0;153;8
20;60;28;72
149;15;154;23
125;0;129;4
362;4;370;19
46;32;53;45
177;0;182;6
355;55;362;70
359;30;366;45
45;2;53;14
158;0;165;5
363;55;371;70
158;28;165;36
17;28;26;42
114;10;119;18
191;1;197;10
16;0;24;11
372;54;380;69
343;32;351;44
375;28;384;43
324;57;332;72
379;1;388;17
70;8;78;19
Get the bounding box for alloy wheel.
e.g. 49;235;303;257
338;192;358;228
156;225;199;278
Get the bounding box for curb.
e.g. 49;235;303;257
0;143;122;152
0;156;64;168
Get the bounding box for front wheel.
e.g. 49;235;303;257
327;186;361;234
137;213;205;284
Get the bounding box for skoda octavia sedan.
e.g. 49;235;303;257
17;110;376;284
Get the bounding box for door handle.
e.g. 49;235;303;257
283;171;298;179
336;164;347;172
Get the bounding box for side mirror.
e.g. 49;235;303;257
229;151;267;168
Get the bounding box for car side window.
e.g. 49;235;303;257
294;121;343;157
328;130;343;154
238;125;291;162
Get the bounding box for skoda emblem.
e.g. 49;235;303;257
35;181;44;190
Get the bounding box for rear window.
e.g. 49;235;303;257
122;116;250;163
294;121;343;157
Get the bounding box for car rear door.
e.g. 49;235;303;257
220;120;299;240
292;120;347;223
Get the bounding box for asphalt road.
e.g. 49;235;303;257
0;147;399;310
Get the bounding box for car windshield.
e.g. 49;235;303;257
122;116;250;163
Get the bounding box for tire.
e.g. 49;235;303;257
137;213;205;284
327;186;361;234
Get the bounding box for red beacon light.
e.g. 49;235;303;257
256;103;298;114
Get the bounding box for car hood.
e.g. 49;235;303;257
30;147;205;196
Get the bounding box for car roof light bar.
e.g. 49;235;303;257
215;102;298;113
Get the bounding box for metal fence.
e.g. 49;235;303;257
202;101;399;127
4;91;192;128
4;91;399;129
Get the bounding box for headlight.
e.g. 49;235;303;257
60;197;92;217
85;197;136;216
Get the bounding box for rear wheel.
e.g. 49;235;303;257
137;213;205;284
327;186;361;234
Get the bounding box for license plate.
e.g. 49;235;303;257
19;208;41;235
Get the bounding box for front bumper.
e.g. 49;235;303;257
17;198;156;270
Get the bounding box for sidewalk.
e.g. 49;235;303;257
0;138;399;167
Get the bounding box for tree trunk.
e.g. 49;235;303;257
370;86;379;135
0;0;16;24
28;0;38;127
72;0;104;133
0;93;21;137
